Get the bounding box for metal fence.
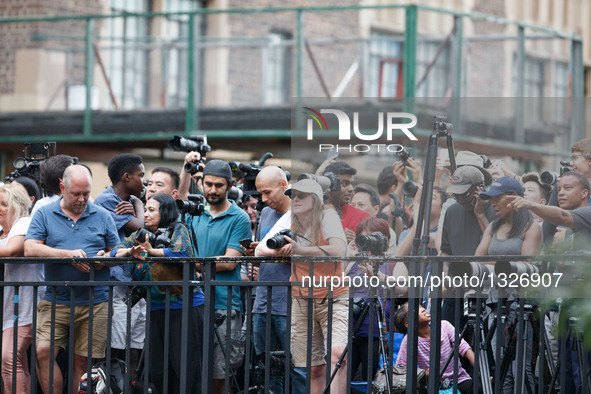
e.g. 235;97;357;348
0;254;588;394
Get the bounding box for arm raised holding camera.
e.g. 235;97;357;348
178;151;205;200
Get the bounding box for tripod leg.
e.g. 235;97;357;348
479;325;493;394
214;324;241;392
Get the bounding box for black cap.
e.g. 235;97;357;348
203;160;232;183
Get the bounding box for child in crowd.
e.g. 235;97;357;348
394;303;475;394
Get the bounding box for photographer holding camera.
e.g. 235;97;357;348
109;193;203;393
257;178;348;394
186;159;252;394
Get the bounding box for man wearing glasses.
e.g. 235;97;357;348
440;165;496;323
322;161;370;243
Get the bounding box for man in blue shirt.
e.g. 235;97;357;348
250;166;290;394
25;165;119;394
188;159;251;394
94;153;146;376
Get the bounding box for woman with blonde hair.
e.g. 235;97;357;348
1;182;44;394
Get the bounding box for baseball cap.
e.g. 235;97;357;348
203;160;232;183
447;166;485;195
285;179;324;201
479;176;524;199
455;151;493;186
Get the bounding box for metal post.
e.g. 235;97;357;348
296;10;304;99
83;18;95;138
403;5;417;99
453;15;463;98
185;14;195;133
515;26;525;143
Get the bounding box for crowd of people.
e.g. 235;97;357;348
1;137;591;394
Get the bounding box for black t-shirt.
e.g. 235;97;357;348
440;201;496;256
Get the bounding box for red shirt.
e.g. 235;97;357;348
340;203;370;232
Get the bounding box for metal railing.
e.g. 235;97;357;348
0;254;587;393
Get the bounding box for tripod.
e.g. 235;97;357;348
323;261;392;394
408;116;456;394
547;316;590;394
492;300;536;394
441;307;493;394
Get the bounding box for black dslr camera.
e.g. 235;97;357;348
176;194;205;216
396;147;413;166
355;232;388;255
135;227;173;249
168;135;211;175
266;229;294;249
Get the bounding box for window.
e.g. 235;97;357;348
262;31;292;105
161;0;202;108
367;31;402;98
415;41;451;97
108;0;150;109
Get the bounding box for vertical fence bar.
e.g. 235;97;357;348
453;15;463;98
185;13;195;133
179;261;191;394
83;18;95;138
202;260;215;393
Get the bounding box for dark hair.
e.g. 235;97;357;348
39;154;75;196
323;161;356;176
147;193;178;228
355;217;390;239
107;154;143;184
521;172;551;202
377;166;398;195
560;171;591;193
491;206;533;239
433;186;447;206
354;184;380;207
393;302;409;335
13;177;41;206
152;167;180;189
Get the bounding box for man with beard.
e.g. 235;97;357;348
24;165;119;394
188;159;252;394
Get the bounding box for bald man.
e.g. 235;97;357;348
25;165;119;394
250;166;290;394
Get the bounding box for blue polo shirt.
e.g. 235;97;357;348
25;198;119;305
189;201;251;312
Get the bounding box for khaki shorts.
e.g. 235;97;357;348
291;293;349;367
36;300;108;358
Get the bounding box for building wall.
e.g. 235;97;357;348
0;0;105;111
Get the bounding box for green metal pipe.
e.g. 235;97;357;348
403;5;417;99
0;4;581;41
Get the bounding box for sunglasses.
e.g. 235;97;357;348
291;192;311;200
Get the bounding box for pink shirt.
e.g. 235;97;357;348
395;320;472;384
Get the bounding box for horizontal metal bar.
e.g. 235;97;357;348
0;253;585;264
0;4;581;41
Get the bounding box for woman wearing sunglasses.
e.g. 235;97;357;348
256;178;348;394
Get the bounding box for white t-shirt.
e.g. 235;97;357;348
3;217;45;331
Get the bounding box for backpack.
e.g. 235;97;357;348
78;359;126;394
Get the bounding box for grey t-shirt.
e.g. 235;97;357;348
570;206;591;247
440;202;496;256
253;207;290;316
